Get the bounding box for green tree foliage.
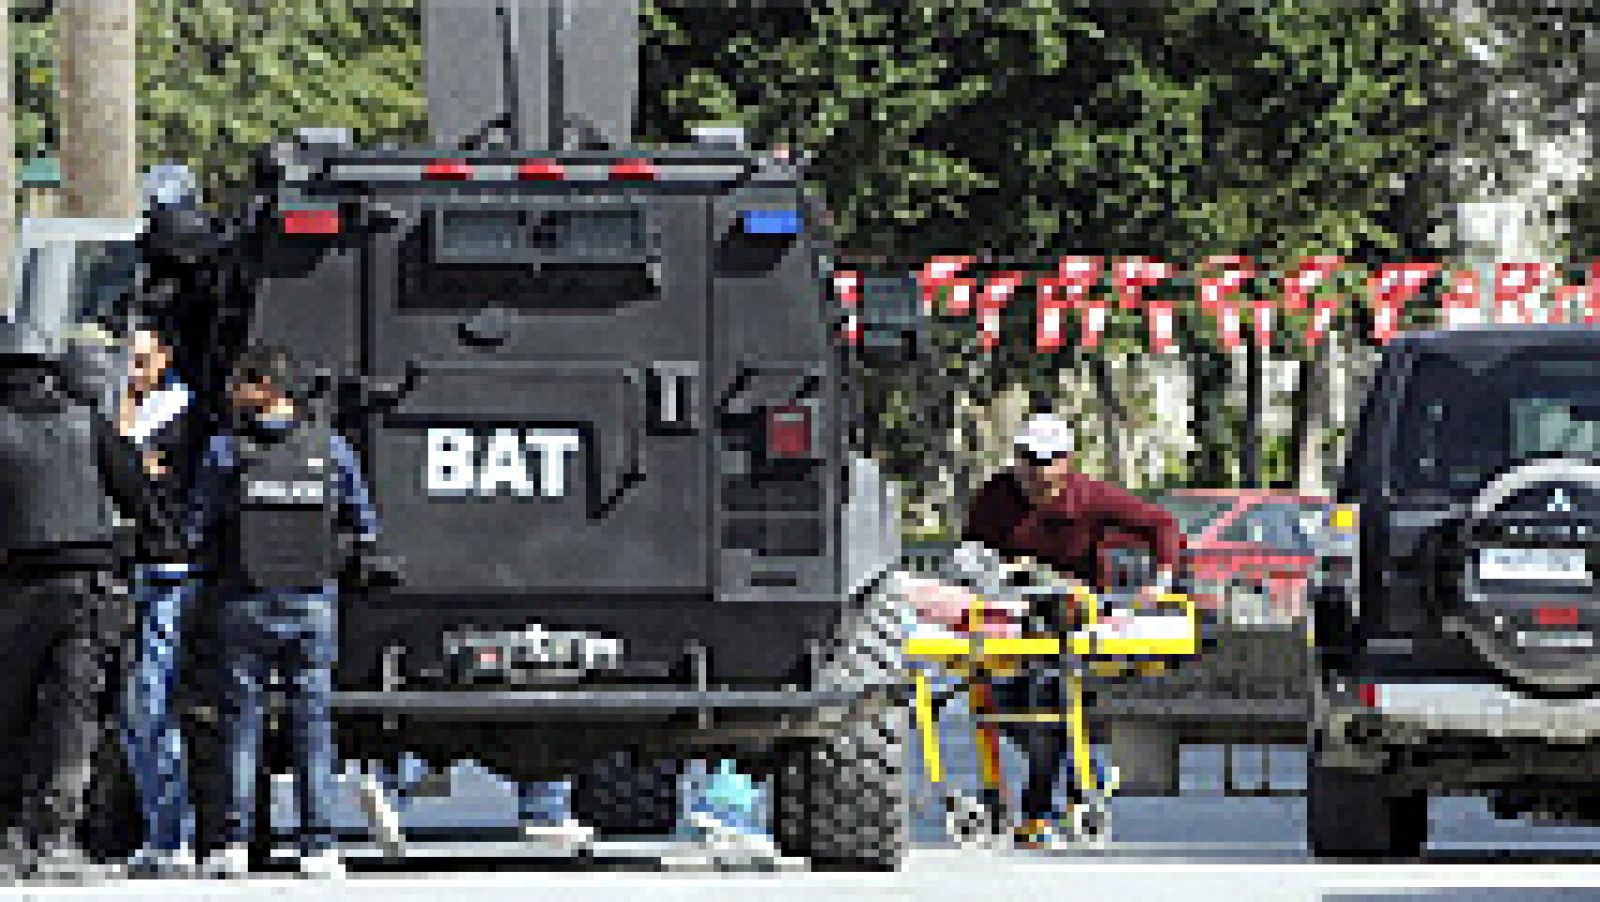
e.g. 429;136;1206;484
16;1;428;202
647;0;1473;267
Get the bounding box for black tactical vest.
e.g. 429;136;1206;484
0;400;114;559
222;419;338;590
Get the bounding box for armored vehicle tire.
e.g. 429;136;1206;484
1307;761;1427;860
79;726;141;862
773;699;908;871
570;753;681;837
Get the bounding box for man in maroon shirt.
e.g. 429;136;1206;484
962;413;1180;847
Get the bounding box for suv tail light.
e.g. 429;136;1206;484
766;405;812;459
1357;682;1380;708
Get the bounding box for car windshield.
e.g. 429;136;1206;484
1392;349;1600;495
1156;496;1232;536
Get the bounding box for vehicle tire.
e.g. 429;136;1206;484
773;699;907;870
771;573;909;871
1307;761;1426;860
570;752;680;837
78;725;141;863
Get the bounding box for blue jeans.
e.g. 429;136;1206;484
121;568;198;852
219;588;338;853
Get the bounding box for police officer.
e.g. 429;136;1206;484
0;321;177;879
186;346;382;879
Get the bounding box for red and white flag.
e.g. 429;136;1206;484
1584;262;1600;324
1199;256;1255;314
1550;285;1578;324
1036;281;1068;353
918;256;974;315
1113;257;1174;310
1252;300;1275;350
1493;262;1547;325
1081;300;1109;350
1035;257;1104;352
1282;256;1344;313
832;270;862;345
1218;303;1242;351
1440;269;1482;328
1305;296;1341;348
1147;301;1176;354
944;279;977;316
1366;262;1440;343
977;273;1022;351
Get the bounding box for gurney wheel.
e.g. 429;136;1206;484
1072;800;1112;848
944;792;997;848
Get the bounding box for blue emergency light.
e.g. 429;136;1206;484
741;208;802;236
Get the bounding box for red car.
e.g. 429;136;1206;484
1153;489;1329;623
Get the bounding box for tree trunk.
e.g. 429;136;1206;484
0;0;13;315
1242;340;1263;489
1089;354;1131;486
1290;340;1331;493
58;0;139;219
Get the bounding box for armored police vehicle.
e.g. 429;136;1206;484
165;0;908;869
1308;325;1600;859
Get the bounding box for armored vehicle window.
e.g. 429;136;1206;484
1392;349;1600;496
433;208;646;264
398;218;654;313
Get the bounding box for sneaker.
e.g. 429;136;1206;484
27;841;105;881
686;812;777;856
358;773;405;857
521;818;595;846
1099;764;1122;796
126;845;198;878
199;843;250;879
296;848;345;880
1011;818;1059;851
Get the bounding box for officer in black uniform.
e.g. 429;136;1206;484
187;346;384;879
0;321;177;879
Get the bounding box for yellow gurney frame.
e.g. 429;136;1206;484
904;585;1200;825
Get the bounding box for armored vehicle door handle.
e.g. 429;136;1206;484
649;362;699;433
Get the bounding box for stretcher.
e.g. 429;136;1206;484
902;574;1200;847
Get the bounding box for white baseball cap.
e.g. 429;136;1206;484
1014;413;1075;462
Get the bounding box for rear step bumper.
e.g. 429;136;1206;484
1338;681;1600;743
333;688;868;715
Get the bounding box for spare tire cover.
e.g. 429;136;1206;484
1456;460;1600;693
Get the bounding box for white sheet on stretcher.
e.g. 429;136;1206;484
1087;613;1192;642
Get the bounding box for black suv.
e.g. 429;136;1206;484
1309;325;1600;858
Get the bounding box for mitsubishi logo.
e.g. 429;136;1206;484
1548;488;1574;514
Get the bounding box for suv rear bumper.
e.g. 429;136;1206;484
1320;680;1600;787
1357;681;1600;743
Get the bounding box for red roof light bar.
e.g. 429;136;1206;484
423;159;474;180
609;159;658;181
518;160;566;181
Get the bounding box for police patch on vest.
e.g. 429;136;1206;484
425;428;581;499
244;479;327;504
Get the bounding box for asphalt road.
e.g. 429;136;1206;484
7;703;1599;898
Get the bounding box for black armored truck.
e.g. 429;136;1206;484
1308;325;1600;859
152;0;910;869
